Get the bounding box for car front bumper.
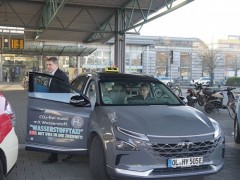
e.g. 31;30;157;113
110;163;224;179
107;135;225;179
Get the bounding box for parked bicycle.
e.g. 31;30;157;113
21;75;29;90
167;82;182;97
222;87;237;120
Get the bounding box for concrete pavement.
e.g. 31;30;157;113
0;82;24;91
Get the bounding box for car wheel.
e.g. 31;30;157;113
90;136;110;180
0;159;4;180
234;117;240;143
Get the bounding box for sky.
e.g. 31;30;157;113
140;0;240;45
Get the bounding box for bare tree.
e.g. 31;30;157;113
225;53;239;76
197;46;223;86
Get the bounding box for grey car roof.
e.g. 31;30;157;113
84;72;160;82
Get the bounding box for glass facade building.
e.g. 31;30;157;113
1;33;238;83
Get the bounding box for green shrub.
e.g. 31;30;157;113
225;77;240;86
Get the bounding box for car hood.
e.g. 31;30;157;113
100;105;214;137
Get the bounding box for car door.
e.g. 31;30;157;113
26;72;91;154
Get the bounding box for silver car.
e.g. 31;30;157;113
26;71;224;180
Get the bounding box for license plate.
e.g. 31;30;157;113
168;157;203;168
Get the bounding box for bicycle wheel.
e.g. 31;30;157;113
176;85;182;96
172;87;181;96
228;104;236;120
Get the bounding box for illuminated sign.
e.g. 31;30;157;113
104;67;119;72
11;38;24;49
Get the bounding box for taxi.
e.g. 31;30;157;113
26;67;224;180
0;93;18;179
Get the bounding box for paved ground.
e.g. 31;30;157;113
1;82;240;180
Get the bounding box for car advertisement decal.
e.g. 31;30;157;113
27;110;88;148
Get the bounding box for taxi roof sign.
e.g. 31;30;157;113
104;67;119;73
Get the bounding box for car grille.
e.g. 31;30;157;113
146;137;221;158
151;165;212;175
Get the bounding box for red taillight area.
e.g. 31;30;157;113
0;94;13;143
0;113;13;143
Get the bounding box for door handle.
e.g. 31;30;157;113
29;107;45;112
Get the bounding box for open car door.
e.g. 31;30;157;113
26;72;91;154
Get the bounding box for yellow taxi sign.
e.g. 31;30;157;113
104;67;119;73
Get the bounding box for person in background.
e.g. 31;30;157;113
4;72;8;82
138;83;151;100
129;83;151;101
42;56;72;164
11;69;15;82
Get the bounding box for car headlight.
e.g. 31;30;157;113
209;118;221;138
116;127;149;141
116;138;139;151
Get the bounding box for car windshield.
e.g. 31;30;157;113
99;80;182;105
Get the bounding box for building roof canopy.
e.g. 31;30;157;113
0;0;194;43
0;0;194;56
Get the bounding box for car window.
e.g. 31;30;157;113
99;80;182;105
29;73;79;103
71;75;89;92
32;74;72;93
86;80;97;108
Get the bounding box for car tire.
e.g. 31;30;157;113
90;136;110;180
0;159;4;180
234;117;240;143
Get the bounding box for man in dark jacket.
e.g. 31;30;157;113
46;56;69;93
42;56;70;164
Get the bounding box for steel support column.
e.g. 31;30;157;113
114;9;126;73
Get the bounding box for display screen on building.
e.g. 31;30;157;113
11;38;24;49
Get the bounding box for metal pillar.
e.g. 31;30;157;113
0;29;3;81
77;56;81;74
114;9;126;73
0;50;2;82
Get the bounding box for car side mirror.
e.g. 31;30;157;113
70;95;90;107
